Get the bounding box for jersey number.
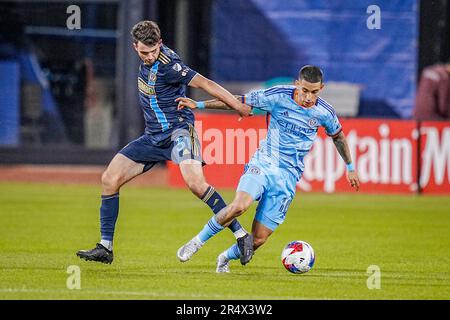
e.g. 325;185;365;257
279;197;293;216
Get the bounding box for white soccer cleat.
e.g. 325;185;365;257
216;253;230;273
177;238;203;262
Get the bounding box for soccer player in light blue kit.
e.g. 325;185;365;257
176;65;360;272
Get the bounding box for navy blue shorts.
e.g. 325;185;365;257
119;123;203;172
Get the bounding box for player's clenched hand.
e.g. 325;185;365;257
347;170;360;191
237;104;252;118
237;104;253;122
176;97;197;110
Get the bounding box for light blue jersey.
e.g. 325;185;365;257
244;85;342;180
237;85;342;230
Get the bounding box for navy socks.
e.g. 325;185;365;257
100;193;119;241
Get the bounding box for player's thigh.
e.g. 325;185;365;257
178;159;209;198
173;123;206;188
103;153;145;185
254;184;295;232
178;159;205;183
236;165;267;202
171;124;202;165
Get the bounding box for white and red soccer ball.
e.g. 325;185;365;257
281;240;315;274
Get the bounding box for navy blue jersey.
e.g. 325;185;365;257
137;45;198;140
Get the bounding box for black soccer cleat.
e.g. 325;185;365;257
76;243;114;264
237;233;254;266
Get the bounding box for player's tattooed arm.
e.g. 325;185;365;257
332;131;360;191
332;131;352;164
204;95;244;110
176;96;251;112
187;74;251;117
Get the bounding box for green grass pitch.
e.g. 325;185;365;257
0;182;449;300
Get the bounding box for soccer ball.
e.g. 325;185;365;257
281;240;315;274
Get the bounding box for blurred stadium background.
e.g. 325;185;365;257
0;0;449;300
0;0;449;194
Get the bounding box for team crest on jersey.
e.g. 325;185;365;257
308;118;319;127
149;71;157;83
248;166;261;175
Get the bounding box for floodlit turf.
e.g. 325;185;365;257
0;182;449;300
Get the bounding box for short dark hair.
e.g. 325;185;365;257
299;65;323;83
131;20;161;46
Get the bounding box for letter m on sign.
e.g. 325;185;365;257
420;123;450;194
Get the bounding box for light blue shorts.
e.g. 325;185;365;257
236;159;297;231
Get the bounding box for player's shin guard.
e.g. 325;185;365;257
198;216;224;243
100;193;119;242
201;186;244;236
225;244;241;261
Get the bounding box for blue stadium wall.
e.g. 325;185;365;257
211;0;418;118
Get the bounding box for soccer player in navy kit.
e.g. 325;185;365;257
76;20;253;264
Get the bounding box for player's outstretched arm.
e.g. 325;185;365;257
176;96;249;111
187;74;251;117
332;131;360;191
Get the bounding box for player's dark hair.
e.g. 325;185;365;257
299;65;323;83
131;20;161;46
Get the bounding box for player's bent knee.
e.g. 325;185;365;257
229;201;249;217
233;191;254;210
101;171;121;192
